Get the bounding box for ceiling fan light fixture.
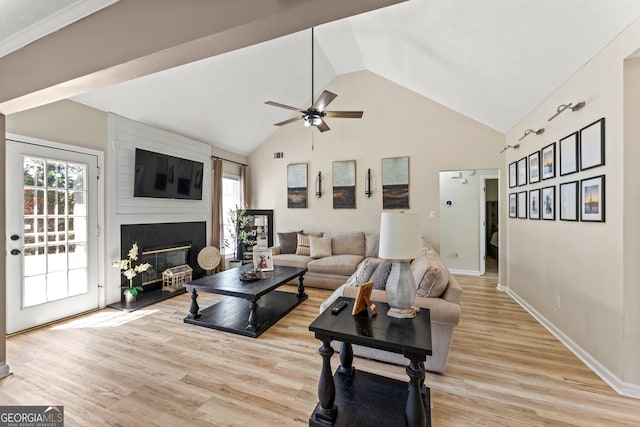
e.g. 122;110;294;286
304;114;322;126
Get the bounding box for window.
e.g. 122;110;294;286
222;175;242;256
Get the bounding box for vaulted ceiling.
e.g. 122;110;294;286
4;1;640;156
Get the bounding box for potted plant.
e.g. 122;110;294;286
225;205;256;268
113;242;152;305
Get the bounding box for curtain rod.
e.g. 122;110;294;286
211;156;247;167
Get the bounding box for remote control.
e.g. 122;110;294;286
331;300;349;315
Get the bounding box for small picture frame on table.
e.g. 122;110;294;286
253;248;274;271
560;132;578;176
542;186;555;220
509;193;517;218
529;189;540;220
581;175;605;222
529;151;540;183
542;143;556;180
352;281;377;317
559;181;579;221
517;191;527;219
579;118;605;171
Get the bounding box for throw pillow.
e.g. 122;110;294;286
412;255;449;298
309;235;332;258
296;234;310;256
354;257;382;286
369;259;392;290
277;230;302;254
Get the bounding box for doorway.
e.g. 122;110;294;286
5;138;102;334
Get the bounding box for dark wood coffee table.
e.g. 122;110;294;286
183;264;307;338
308;297;432;427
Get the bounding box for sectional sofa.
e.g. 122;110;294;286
271;230;462;373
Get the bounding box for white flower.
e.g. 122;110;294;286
123;269;136;280
128;243;139;261
135;263;152;273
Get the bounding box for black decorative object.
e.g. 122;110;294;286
365;168;373;198
315;171;323;198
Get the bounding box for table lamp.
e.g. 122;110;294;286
379;211;422;318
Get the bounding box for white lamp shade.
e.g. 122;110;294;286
378;212;422;260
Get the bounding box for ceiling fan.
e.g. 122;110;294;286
265;28;363;132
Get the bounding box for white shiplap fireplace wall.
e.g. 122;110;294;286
107;114;211;304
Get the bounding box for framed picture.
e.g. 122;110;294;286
559;132;578;176
352;281;374;315
333;160;356;209
559;180;579;221
382;156;409;209
541;143;556;180
529;189;540;220
287;163;308;208
517;191;527;219
253;248;274;271
509;193;517;218
541;186;555;220
529;151;540;183
580;118;605;171
581;175;605;222
517;157;527;186
509;162;517;188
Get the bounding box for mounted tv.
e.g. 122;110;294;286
134;148;204;200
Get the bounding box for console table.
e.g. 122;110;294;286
308;297;432;427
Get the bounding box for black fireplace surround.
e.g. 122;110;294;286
120;221;206;292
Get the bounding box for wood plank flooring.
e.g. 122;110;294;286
2;275;640;426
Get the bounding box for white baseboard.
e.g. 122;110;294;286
505;287;640;399
449;269;481;276
496;283;507;291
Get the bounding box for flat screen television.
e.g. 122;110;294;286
134;148;204;200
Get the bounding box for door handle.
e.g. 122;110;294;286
10;249;21;256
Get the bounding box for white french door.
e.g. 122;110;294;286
6;139;100;334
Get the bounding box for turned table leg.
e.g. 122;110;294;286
406;358;427;427
315;340;337;423
188;289;200;319
247;300;259;332
338;342;355;376
297;273;307;298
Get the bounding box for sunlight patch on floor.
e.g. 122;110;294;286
51;309;158;329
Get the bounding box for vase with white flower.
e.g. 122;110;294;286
113;242;152;305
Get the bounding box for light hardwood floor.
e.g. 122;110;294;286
2;275;640;426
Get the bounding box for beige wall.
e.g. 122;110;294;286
505;19;640;393
623;57;640;389
248;70;504;253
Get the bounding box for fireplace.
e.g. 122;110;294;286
120;222;206;292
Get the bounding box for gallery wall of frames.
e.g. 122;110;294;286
508;117;605;223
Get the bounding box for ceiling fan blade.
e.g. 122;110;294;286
311;90;338;111
316;120;330;132
274;116;303;126
265;100;306;113
324;111;364;119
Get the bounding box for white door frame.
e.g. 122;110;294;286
6;133;106;309
480;174;499;275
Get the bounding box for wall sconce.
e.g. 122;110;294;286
499;143;520;153
518;128;545;141
365;168;373;198
548;101;586;121
315;171;323;198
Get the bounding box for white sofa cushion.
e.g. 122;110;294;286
307;254;364;276
310;235;332;258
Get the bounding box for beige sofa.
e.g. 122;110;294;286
271;231;379;290
272;230;462;374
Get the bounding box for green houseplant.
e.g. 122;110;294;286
225;205;256;265
113;242;152;302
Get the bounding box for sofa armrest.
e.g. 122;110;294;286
442;274;463;305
